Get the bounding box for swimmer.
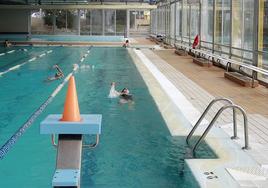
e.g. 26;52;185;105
108;82;120;98
119;88;133;104
122;39;129;48
4;40;11;48
46;64;64;81
26;34;30;40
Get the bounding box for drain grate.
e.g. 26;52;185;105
204;171;218;179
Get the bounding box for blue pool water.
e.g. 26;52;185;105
0;47;214;187
0;35;124;42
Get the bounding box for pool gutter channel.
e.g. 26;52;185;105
128;48;267;188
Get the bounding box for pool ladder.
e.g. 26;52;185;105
186;98;250;156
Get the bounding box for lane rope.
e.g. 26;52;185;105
0;49;28;57
0;46;92;160
0;50;53;77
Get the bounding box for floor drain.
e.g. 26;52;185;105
204;171;218;179
207;175;218;179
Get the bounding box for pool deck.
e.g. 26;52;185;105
128;40;268;188
8;37;157;47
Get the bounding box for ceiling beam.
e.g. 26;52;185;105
0;3;157;10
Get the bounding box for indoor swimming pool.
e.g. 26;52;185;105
0;46;215;187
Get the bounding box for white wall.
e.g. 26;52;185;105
0;10;30;34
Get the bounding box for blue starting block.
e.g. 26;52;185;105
40;114;102;135
40;114;102;188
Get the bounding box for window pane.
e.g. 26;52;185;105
182;0;189;43
201;0;213;49
190;4;199;42
80;10;91;35
31;10;53;35
176;1;182;41
105;10;116;35
215;0;231;54
170;3;175;41
116;10;126;36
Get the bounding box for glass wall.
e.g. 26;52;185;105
31;9;127;36
150;0;268;83
232;0;254;60
201;0;213;49
175;1;182;41
170;3;175;43
116;10;126;36
91;10;103;35
105;10;116;35
215;0;231;55
165;5;171;43
190;3;200;43
80;10;91;35
31;10;55;34
182;0;190;44
258;0;268;81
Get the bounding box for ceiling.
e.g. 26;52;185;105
0;0;156;5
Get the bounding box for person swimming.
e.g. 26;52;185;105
4;40;11;48
47;64;64;81
108;82;120;98
119;88;133;104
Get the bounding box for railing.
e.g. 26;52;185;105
186;98;250;156
51;134;100;148
174;42;268;87
186;98;236;145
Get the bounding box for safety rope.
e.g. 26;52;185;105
0;49;53;77
0;46;93;160
0;49;16;56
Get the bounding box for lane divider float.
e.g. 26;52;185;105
0;49;54;77
0;48;32;57
0;46;93;159
7;50;15;54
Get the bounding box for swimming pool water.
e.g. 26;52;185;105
0;47;214;187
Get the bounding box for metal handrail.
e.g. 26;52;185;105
51;134;100;149
186;98;237;145
83;134;100;149
51;134;58;148
192;104;249;155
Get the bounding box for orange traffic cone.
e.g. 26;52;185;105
61;76;81;122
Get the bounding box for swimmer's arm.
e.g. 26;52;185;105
55;66;63;74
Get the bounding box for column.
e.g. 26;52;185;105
102;9;105;36
65;11;68;31
90;10;92;36
77;9;81;35
229;0;233;58
53;11;56;34
126;9;130;38
28;10;32;36
114;10;117;36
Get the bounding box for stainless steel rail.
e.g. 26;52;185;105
83;134;100;149
192;104;249;155
186;98;237;145
51;134;100;148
